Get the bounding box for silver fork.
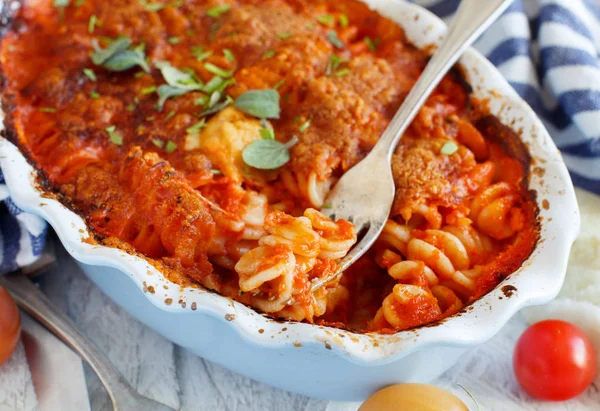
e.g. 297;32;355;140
313;0;514;291
0;274;176;411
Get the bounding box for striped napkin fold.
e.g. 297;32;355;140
1;0;599;272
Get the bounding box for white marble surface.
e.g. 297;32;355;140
1;242;599;411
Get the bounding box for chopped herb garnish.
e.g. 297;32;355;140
335;68;351;77
126;103;136;111
194;95;209;106
141;85;157;95
90;90;100;99
293;116;300;123
277;31;293;40
208;91;222;107
204;62;234;78
323;204;332;209
242;136;298;170
209;22;220;41
207;4;231;18
165;111;176;120
273;79;286;89
441;141;459;155
186;118;207;134
186;29;196;36
326;54;347;76
170;0;183;7
91;37;130;64
146;116;155;121
82;68;96;81
223;49;235;61
260;126;275;140
39;107;56;113
88;15;101;33
198;98;231;116
210;169;222;175
139;0;165;12
327;31;344;48
165;140;178;153
167;36;180;45
298;118;311;132
234;89;280;119
194;49;213;61
75;0;85;6
364;36;378;52
339;14;349;28
202;76;224;93
53;0;69;22
317;14;335;26
305;23;315;30
106;126;123;145
151;138;164;148
134;72;145;79
262;49;276;59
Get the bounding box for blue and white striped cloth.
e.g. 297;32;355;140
0;0;599;273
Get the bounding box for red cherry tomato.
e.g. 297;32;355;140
514;319;597;401
0;286;21;366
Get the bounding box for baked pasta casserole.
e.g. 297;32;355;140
0;0;539;332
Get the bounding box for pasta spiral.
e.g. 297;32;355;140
370;218;498;330
234;209;356;319
470;182;525;240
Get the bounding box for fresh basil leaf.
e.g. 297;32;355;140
242;136;298;170
91;37;131;65
234;89;280;119
157;85;188;110
102;49;150;72
53;0;69;7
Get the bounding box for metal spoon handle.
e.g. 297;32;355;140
374;0;514;160
0;275;175;411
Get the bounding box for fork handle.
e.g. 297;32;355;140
0;275;174;411
374;0;514;160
